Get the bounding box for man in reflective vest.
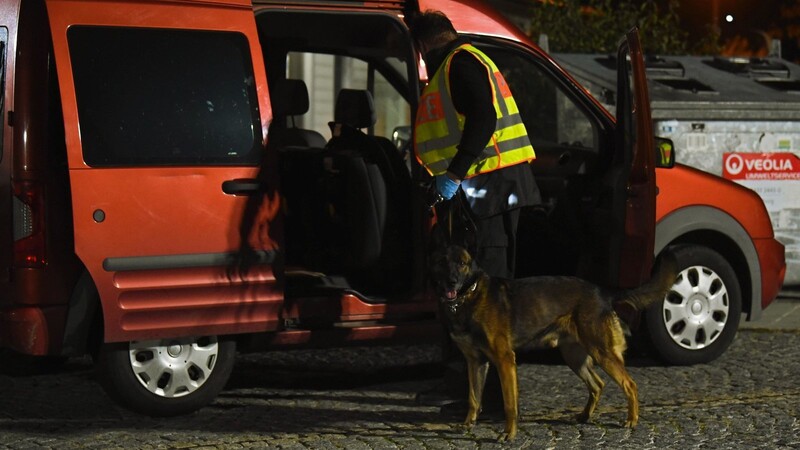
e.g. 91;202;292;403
412;10;540;279
410;10;541;408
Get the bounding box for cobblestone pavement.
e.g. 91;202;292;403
2;325;799;450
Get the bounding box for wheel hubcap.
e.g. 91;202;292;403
128;337;219;398
167;344;183;358
662;265;729;350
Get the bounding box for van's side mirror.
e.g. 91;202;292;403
392;125;412;152
655;137;675;168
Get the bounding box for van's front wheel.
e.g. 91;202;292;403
96;336;235;416
645;245;741;365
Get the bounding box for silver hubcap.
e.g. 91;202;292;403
128;337;219;398
662;265;729;350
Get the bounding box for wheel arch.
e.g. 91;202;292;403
655;206;760;321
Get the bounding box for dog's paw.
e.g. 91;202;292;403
623;418;638;429
497;424;518;442
575;412;591;424
460;420;475;433
497;431;517;442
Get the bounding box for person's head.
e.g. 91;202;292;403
408;10;458;55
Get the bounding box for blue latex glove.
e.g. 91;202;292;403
435;174;460;200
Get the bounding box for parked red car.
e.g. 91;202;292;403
0;0;784;416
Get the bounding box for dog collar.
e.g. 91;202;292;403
446;297;463;315
459;272;480;296
465;281;477;294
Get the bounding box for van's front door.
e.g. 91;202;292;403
46;0;282;343
615;28;657;287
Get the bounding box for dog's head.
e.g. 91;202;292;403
427;205;480;301
428;241;479;301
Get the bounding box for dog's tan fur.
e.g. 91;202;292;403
428;244;678;441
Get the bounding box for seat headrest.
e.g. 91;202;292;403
270;79;310;117
334;89;376;129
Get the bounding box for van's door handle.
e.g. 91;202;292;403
222;179;263;195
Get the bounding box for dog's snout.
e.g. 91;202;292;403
446;272;462;287
438;277;456;289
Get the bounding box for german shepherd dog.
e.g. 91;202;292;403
428;232;678;441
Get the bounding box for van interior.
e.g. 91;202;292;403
255;9;617;302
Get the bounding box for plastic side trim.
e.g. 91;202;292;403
103;250;276;272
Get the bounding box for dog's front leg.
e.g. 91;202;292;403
494;349;518;441
464;358;490;429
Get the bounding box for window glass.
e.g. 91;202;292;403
480;45;597;151
68;26;261;166
286;52;410;140
373;60;411;139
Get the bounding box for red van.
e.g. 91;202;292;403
0;0;785;415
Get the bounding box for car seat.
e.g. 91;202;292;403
327;89;410;189
268;78;326;149
323;89;412;293
279;89;391;291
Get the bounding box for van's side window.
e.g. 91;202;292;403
68;27;262;166
478;44;598;153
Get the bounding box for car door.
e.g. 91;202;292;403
614;28;657;287
46;0;283;343
0;19;8;283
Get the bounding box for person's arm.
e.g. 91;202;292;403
446;52;496;181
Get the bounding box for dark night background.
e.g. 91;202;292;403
496;0;800;62
672;0;799;61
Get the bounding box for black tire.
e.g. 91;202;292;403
645;245;741;365
95;336;236;416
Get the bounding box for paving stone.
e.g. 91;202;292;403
2;318;800;449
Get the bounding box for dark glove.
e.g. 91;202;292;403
435;174;460;200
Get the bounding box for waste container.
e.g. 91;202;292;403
554;53;800;284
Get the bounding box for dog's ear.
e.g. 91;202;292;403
429;222;449;253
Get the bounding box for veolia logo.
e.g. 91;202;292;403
724;152;799;180
725;153;744;176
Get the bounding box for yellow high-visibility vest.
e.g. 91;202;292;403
414;44;535;178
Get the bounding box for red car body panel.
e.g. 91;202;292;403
656;165;774;238
0;0;785;358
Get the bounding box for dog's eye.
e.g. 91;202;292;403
460;261;468;267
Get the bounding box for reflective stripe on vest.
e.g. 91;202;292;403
414;44;535;178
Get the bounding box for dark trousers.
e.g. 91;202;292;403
473;208;520;279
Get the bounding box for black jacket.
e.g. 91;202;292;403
425;38;540;218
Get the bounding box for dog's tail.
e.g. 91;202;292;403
616;251;679;311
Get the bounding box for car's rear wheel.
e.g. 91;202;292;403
645;245;741;365
96;336;235;416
